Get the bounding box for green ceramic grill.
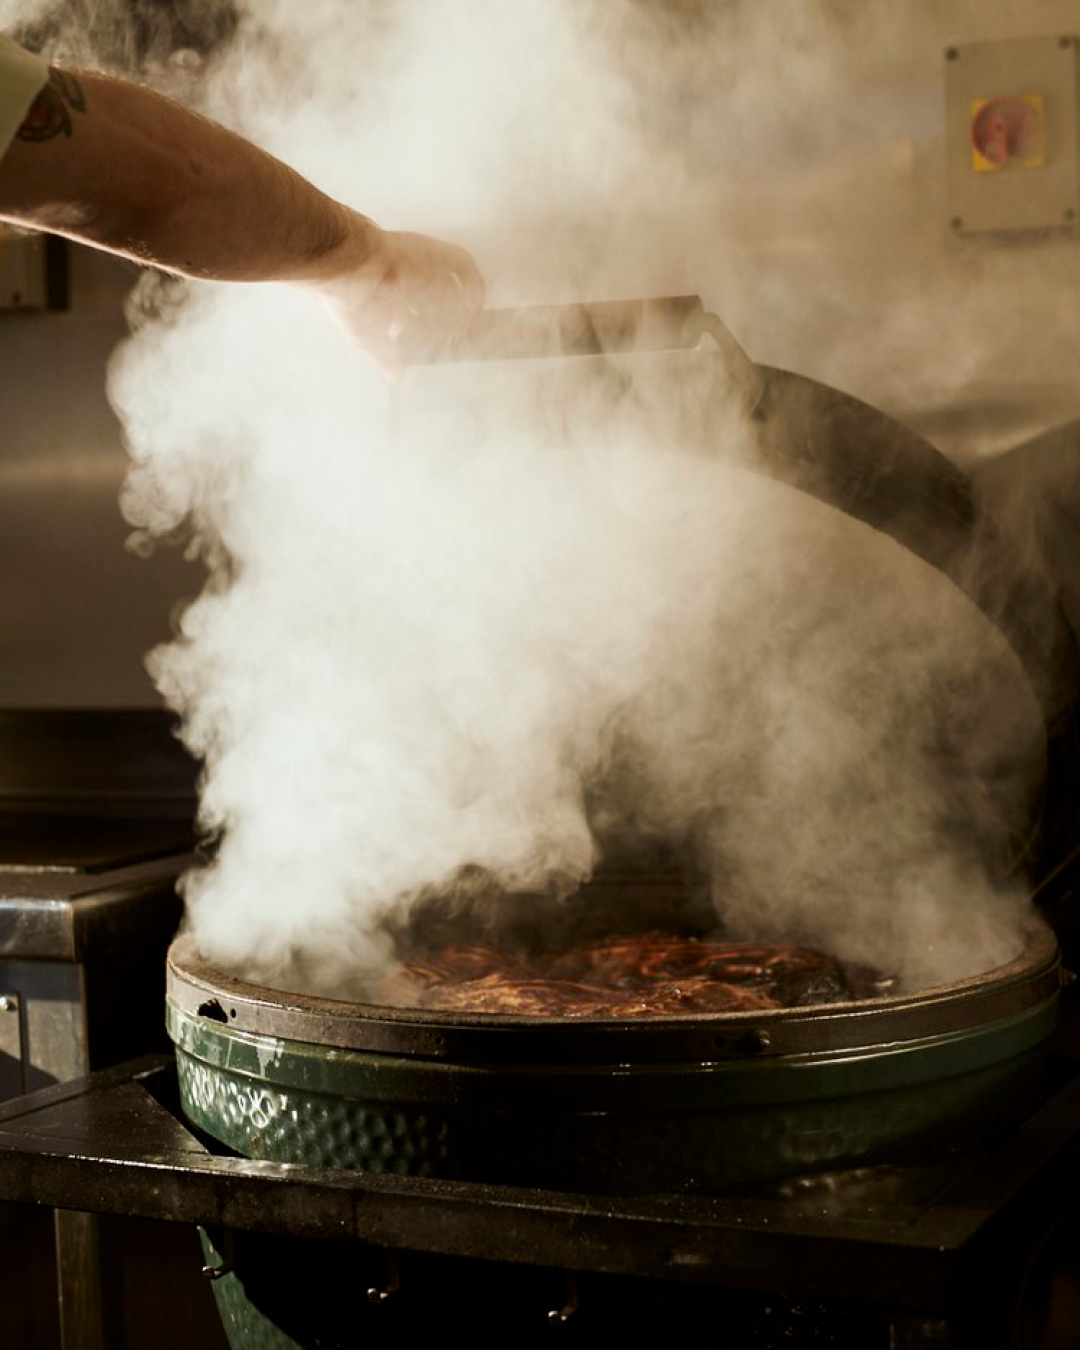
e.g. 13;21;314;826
167;926;1061;1194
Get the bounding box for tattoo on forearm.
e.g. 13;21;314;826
17;69;87;143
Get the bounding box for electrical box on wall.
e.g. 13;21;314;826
944;34;1080;236
0;224;68;310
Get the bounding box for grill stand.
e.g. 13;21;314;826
0;1053;1077;1347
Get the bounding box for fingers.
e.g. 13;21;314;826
316;228;483;378
388;238;484;366
362;328;405;382
444;244;485;324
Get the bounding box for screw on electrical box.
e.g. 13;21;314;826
951;218;964;230
1060;36;1073;49
945;47;959;60
1065;209;1077;222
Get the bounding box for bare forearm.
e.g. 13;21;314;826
0;68;380;283
0;61;482;370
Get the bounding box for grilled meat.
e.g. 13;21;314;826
382;932;885;1017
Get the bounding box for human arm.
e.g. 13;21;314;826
0;62;481;370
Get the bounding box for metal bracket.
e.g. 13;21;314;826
548;1270;579;1325
0;993;24;1099
367;1249;400;1304
201;1228;236;1282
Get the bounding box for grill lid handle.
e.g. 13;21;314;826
409;295;708;363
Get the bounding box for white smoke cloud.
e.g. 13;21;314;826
16;0;1057;994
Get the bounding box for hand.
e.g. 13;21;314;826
316;224;484;378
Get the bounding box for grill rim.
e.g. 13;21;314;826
167;926;1060;1065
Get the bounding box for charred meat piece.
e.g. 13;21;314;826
381;933;891;1018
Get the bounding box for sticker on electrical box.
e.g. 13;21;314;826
970;94;1046;172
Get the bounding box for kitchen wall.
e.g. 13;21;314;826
0;245;201;706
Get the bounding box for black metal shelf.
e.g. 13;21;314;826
0;1053;1077;1319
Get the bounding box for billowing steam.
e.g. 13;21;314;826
10;0;1063;994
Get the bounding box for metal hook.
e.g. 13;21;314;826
547;1270;578;1325
367;1249;401;1305
200;1229;235;1282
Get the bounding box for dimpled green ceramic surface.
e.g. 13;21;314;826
169;995;1055;1192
